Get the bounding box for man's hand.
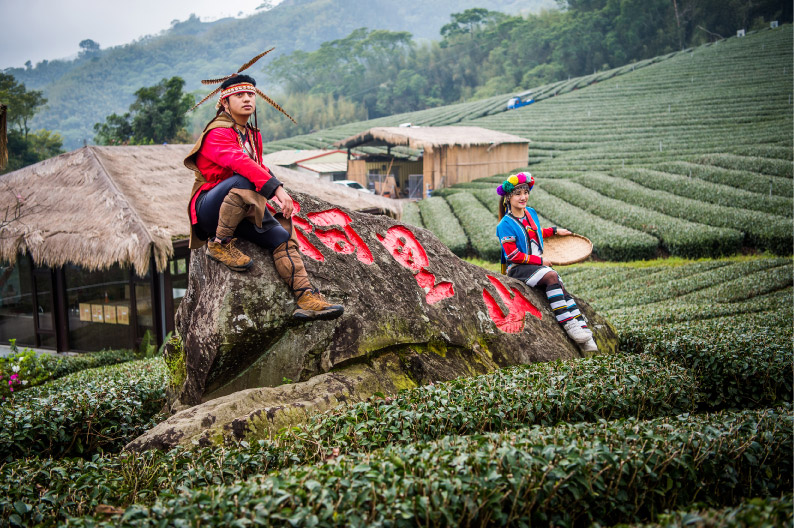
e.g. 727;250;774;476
557;228;572;236
274;186;294;218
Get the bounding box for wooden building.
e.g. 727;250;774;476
261;150;350;182
0;145;399;353
335;126;530;196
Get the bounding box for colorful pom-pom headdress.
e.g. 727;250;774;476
496;172;534;196
189;48;296;124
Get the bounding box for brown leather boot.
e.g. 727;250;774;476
216;191;249;240
294;289;344;321
207;238;253;272
273;240;343;320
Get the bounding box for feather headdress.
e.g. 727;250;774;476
190;48;296;124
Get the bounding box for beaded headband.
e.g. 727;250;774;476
219;83;255;101
496;172;534;196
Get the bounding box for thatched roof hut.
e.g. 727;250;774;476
0;145;400;277
335;126;529;152
334;126;529;192
0;145;186;277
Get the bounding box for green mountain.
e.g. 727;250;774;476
261;25;793;260
5;0;553;149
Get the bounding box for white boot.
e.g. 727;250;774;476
579;337;598;353
563;319;592;344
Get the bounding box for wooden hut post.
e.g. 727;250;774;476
0;104;7;171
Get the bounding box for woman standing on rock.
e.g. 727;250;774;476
496;172;597;352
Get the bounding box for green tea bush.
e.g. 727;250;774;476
73;408;793;527
586;258;787;310
529;187;659;261
648;494;793;528
731;144;793;160
578;173;793;255
679;262;793;303
607;287;792;326
613;167;793;217
399;201;423;228
417;197;468;256
542;179;743;258
656;161;793;197
0;345;52;399
620;317;792;410
0;345;134;399
426;187;464;198
445;192;501;261
561;264;674;292
694;153;793;178
0;354;698;523
280;353;698;454
49;348;136;380
0;358;166;461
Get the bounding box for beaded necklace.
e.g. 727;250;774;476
234;126;258;164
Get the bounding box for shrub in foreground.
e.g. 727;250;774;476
619;314;793;410
0;353;698;523
0;344;134;399
78;408;794;527
0;358;166;461
647;494;793;528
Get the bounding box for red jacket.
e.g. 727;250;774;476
188;126;281;224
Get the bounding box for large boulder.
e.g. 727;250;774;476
128;192;617;451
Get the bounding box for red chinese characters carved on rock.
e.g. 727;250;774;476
286;207;536;328
376;225;455;305
482;275;542;333
291;207;374;265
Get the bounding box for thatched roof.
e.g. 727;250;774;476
334;126;530;152
0;145;399;276
0;145;189;276
261;149;343;166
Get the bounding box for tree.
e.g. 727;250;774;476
0;73;62;174
78;39;100;57
440;8;505;40
93;77;194;145
93;112;133;146
0;72;46;140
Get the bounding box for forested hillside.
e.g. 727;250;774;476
4;0;553;149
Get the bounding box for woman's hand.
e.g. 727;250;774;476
274;186;294;218
557;228;572;236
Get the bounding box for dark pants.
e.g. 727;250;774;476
195;175;290;249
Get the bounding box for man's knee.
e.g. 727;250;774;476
228;174;255;191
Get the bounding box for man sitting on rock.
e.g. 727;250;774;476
184;66;343;321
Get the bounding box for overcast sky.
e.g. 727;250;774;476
0;0;274;69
